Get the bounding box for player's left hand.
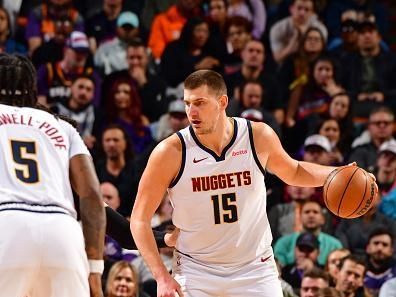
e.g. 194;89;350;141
88;273;104;297
165;228;180;247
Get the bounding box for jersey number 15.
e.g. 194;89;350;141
211;193;238;224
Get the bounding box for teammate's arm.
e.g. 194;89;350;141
252;122;337;187
105;205;178;249
70;154;106;297
130;135;183;297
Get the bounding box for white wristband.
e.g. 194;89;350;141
88;259;104;274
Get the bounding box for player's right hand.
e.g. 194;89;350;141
157;274;184;297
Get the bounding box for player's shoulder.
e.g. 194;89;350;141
154;133;183;157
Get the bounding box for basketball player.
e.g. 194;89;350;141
130;70;377;297
0;53;105;297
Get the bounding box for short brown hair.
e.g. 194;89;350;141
303;267;330;284
184;70;227;97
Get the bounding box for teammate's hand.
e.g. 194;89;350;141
157;274;184;297
165;228;180;247
88;273;104;297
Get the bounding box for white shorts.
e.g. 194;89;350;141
0;209;89;297
172;249;283;297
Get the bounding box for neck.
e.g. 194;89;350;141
195;115;233;156
241;65;262;79
104;4;122;20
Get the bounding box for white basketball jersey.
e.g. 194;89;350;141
168;118;272;266
0;104;90;218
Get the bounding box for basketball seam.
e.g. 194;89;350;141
346;169;367;218
337;168;359;216
324;167;349;210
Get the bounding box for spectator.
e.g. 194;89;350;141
227;0;266;39
225;39;282;123
269;185;315;241
302;134;332;166
275;200;342;267
148;0;202;60
285;55;343;130
348;106;395;172
153;99;189;142
335;194;396;255
206;0;229;62
103;39;169;123
96;124;139;217
325;248;351;286
25;0;84;55
86;0;123;52
300;268;330;297
94;12;140;75
270;0;327;65
378;140;396;220
36;31;101;107
160;17;222;88
278;27;327;104
327;92;354;154
281;231;321;290
101;182;121;211
140;0;176;36
364;227;396;297
335;255;366;297
54;74;103;151
106;77;153;154
315;118;344;165
328;10;359;59
376;140;396;197
223;15;252;75
341;20;396;120
227;80;281;135
0;7;26;55
105;260;150;297
31;15;73;67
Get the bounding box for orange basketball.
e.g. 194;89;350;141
323;166;377;219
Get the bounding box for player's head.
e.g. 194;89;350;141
0;53;37;107
184;70;228;135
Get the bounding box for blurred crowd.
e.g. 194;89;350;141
2;0;396;296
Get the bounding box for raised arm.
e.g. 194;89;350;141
70;154;106;297
252;122;337;187
130;134;184;297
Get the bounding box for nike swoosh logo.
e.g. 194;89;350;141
193;157;208;163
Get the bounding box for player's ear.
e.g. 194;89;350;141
219;95;228;109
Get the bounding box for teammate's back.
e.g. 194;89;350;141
0;53;105;297
0;104;80;216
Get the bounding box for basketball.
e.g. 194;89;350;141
323;166;377;219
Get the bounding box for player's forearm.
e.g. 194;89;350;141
130;219;170;280
290;161;337;187
105;206;167;249
80;196;106;260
